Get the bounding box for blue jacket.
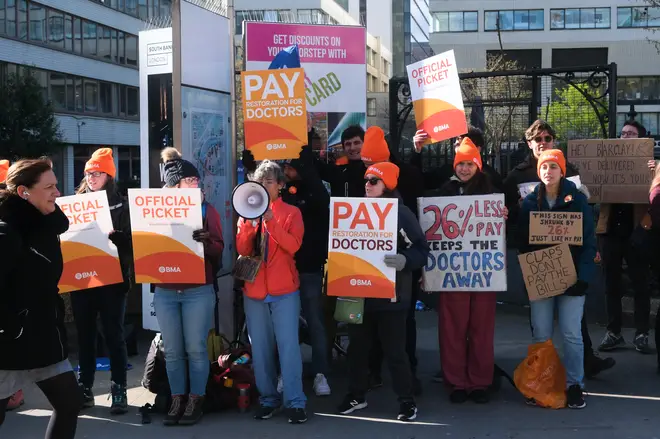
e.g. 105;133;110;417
517;178;597;285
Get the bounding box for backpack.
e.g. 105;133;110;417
140;333;172;415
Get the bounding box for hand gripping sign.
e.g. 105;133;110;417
241;67;308;161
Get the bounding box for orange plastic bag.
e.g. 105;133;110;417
513;340;567;409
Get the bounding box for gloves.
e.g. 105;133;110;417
564;280;588;297
109;230;129;248
193;229;211;244
384;254;407;271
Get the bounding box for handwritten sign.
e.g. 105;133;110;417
567;138;654;203
529;212;583;246
519;244;577;301
418;195;507;292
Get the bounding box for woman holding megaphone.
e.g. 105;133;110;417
235;160;308;425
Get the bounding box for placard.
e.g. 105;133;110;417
56;191;123;293
529;212;583;246
519;244;577;301
241;68;308;160
517;176;583;199
128;188;205;284
327;198;398;299
418;194;507;292
567;138;654;203
406;50;468;143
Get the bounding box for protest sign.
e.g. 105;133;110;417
241;68;307;160
56;191;123;293
519;244;577;301
567;138;654;203
418;194;507;292
529;212;583;246
517;176;583;199
406;50;467;143
327;197;398;299
128;188;205;284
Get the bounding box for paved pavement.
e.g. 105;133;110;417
3;306;660;439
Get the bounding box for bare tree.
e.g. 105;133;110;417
642;0;660;53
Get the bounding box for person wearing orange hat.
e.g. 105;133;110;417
70;147;133;415
0;160;8;187
337;162;429;422
431;138;507;405
517;149;597;410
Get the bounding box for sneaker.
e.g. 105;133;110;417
338;395;368;415
598;331;625;351
633;333;652;354
449;389;468;404
313;373;331;396
469;389;490;404
254;405;281;420
110;382;128;415
432;371;444;383
277;375;284;394
6;390;24;411
585;352;616;378
567;385;586;409
368;374;383;390
179;395;204;426
79;384;95;409
163;395;187;426
287;408;308;424
397;400;417;422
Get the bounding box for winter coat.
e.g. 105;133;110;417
0;193;70;370
410;154;504;195
316;158;366;198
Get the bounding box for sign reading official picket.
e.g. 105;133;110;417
241;67;308;160
56;191;123;293
418;195;507;291
128;188;205;284
327;197;398;299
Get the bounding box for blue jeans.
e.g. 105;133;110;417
244;292;306;409
154;285;215;396
530;295;586;388
300;272;329;376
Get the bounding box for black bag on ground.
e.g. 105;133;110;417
141;333;171;413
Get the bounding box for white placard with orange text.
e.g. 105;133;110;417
327;197;398;299
56;191;123;293
128;188;205;284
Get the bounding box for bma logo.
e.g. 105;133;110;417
349;279;372;286
159;266;182;273
266;144;286;151
75;271;98;280
433;124;449;133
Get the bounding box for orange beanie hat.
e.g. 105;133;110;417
453;137;482;170
85;148;116;178
361;126;390;163
0;160;9;184
537;149;566;177
365;162;400;191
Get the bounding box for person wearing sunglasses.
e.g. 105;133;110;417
337;161;429;422
70;148;133;415
503;120;615;380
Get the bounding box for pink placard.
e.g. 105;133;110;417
245;22;366;65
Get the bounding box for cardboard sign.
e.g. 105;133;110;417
529;212;583;246
567;138;654;203
519;244;577;301
241;68;308;160
56;191;124;293
128;188;205;284
418;194;507;292
327;198;398;299
518;176;582;199
406;50;468;143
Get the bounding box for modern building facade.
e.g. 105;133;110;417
392;0;433;76
428;0;660;138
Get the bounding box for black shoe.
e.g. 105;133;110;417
253;405;281;420
469;389;490;404
449;389;469;404
368;374;383;390
585;352;616;379
567;385;586;409
397;400;417;422
110;382;128;415
163;395;187;426
287;408;308;424
633;334;652;354
413;376;423;396
79;384;95;409
179;395;204;426
338;395;368;414
598;331;625;351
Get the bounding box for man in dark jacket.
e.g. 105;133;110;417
502;119;615;379
316;125;367;198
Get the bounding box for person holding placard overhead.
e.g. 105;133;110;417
517;149;597;409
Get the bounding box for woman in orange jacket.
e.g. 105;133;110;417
236;160;307;424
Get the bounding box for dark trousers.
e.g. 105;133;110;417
71;285;128;388
601;234;651;335
348;310;413;401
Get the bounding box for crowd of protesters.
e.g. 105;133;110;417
1;116;659;437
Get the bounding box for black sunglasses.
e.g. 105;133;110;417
533;135;553;143
365;177;381;186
